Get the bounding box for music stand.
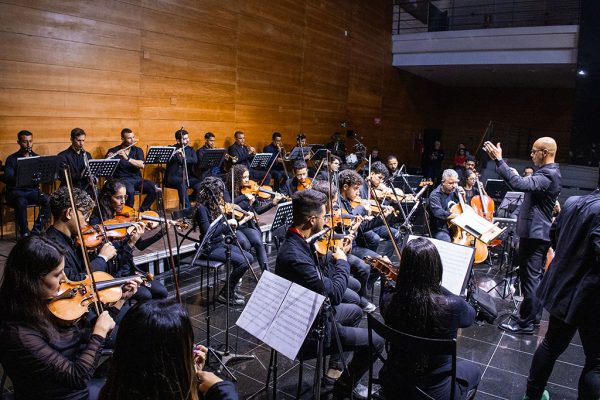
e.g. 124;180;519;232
270;201;293;233
16;156;60;187
498;191;524;217
393;174;423;193
145;146;175;165
287;146;312;160
85;159;119;179
250;153;272;170
198;148;225;171
310;148;328;165
488;217;520;309
485;179;511;203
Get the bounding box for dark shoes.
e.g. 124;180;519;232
499;316;535;335
217;289;245;306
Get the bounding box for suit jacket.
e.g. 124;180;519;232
496;161;561;240
537;190;600;325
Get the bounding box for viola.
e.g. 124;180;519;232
296;177;312;192
448;191;489;264
314;231;346;256
363;256;398;282
241;180;291;201
47;271;152;321
118;206;190;230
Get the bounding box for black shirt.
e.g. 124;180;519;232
58;147;92;190
165;144;198;183
228;143;253;169
105;145;145;180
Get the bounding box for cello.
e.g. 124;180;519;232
470;178;495;222
449;189;489;264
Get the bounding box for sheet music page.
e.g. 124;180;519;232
265;282;325;361
408;236;474;295
236;271;291;342
453;210;493;237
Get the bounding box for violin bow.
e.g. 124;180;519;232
369;186;403;264
63;167;103;315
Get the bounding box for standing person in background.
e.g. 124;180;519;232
263;131;287;191
164;128;201;208
425;140;445;184
58;128;94;195
4;130;50;237
105;128;156;212
483;137;561;334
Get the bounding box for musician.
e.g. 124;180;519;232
0;235;139;400
428;169;464;242
380;238;480;399
461;156;478;181
262;131;287;191
523;166;534;177
386;155;400;178
295;133;311;161
45;186;118;281
325;131;346;160
4;130;50;237
227;130;271;184
58;127;93;194
275;189;383;398
461;169;479;204
225;164;284;271
314;155;341;183
105;128;156;212
100;299;238;400
164;128;201;208
196;132;221;179
195;177;254;306
523;180;600;400
89;180;168;300
281;160;311;197
483;138;561;334
370;147;382;164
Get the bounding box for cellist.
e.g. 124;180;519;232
428;169;465;242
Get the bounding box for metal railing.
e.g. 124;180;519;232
393;0;581;34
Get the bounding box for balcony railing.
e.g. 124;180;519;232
393;0;581;34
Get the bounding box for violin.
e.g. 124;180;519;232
363;256;398;282
373;186;405;201
315;215;362;255
448;191;489;264
241;180;291;201
296;177;312;192
221;202;256;224
48;271;152;322
118;206;190;229
328;208;355;229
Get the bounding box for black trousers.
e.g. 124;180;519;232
516;238;550;326
527;315;600;399
6;188;50;235
269;168;287;191
205;243;254;292
121;176;157;211
165;175;202;208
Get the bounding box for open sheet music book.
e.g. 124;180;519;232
408;236;474;296
236;271;325;361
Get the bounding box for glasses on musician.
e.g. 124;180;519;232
113;195;128;202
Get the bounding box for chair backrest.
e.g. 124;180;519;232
367;313;457;400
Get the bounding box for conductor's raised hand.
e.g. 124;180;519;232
483;142;502;160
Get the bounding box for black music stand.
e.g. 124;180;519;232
485;179;511;203
487;217;520;310
311;148;328;165
498;191;524;218
85;159;119;179
198;148;225;171
145;146;175;165
16;156;60;187
271;201;293;232
393;174;423;193
287;146;312;160
250;153;272;170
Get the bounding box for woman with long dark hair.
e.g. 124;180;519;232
461;169;479;205
90;179;168;300
225;164;283;271
0;235;139;400
195;176;254;306
99;299;237;400
380;238;481;400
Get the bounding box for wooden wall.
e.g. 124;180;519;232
0;0;439;164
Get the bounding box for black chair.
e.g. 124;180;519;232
367;313;458;400
171;207;224;306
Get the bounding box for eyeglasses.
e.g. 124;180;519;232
531;148;545;154
113;195;128;202
312;214;330;221
77;209;91;220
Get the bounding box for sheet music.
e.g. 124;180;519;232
408;236;474;296
236;271;325;361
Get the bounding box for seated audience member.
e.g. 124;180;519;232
381;238;481;400
99;299;238;400
0;236;139;400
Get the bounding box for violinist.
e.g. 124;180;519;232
314;155;342;183
0;235;140;400
428;169;464;242
461;169;479;204
386;155;400;178
225;164;284;271
58;127;94;195
45;186;118;281
3;130;51;237
295;133;311;161
89;180;168;300
262;131;287;191
281;160;311;197
195;177;254;306
227;130;271;184
105;128;157;212
164;128;201;208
